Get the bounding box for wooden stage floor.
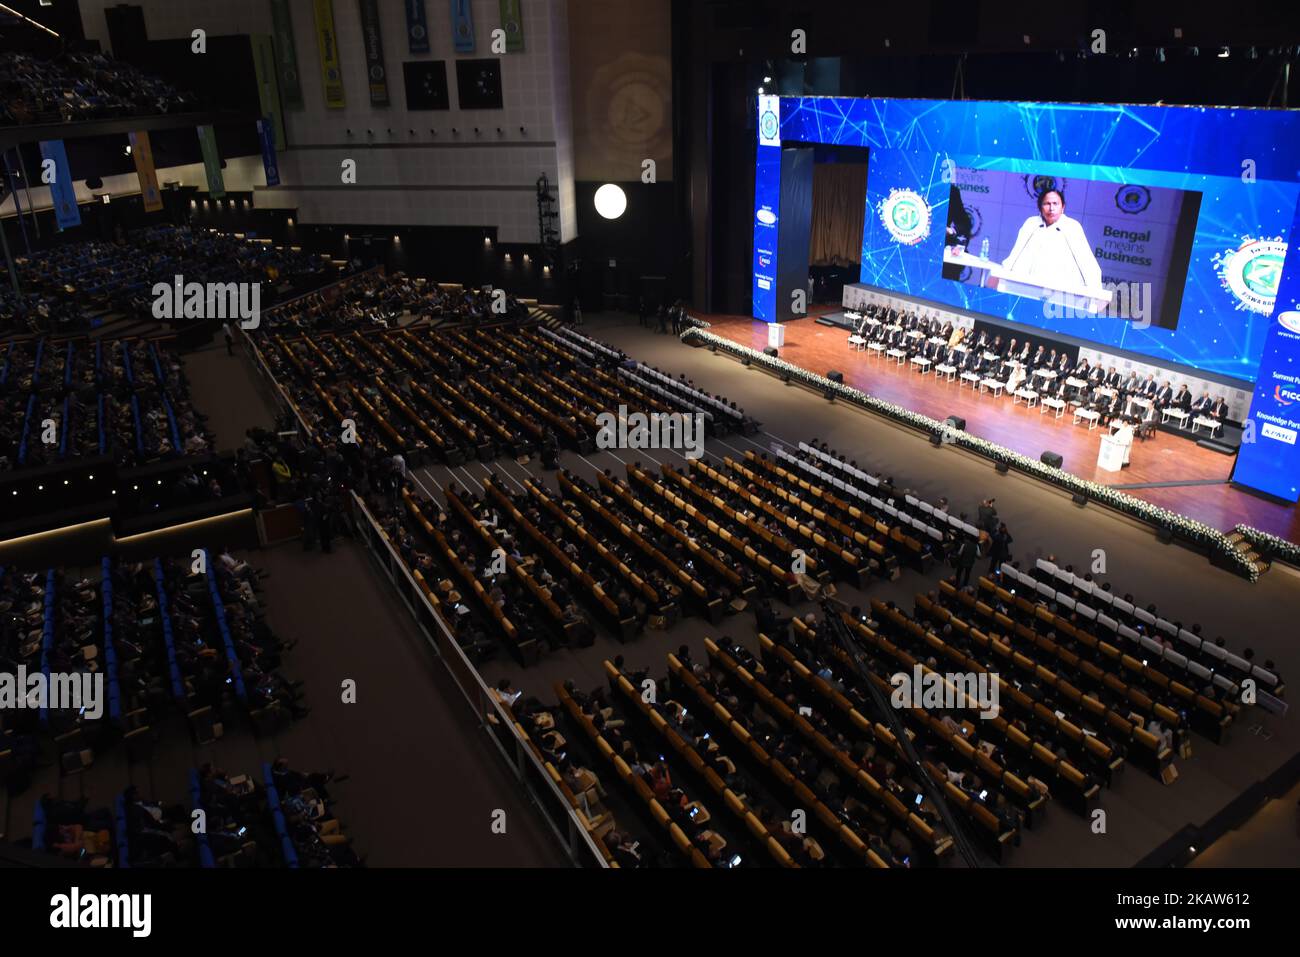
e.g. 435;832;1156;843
700;313;1300;545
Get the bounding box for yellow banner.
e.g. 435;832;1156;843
313;0;346;109
128;131;163;211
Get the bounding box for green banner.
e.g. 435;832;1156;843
196;125;226;198
251;34;286;150
269;0;304;110
500;0;524;52
313;0;347;108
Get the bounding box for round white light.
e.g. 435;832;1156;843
594;183;627;220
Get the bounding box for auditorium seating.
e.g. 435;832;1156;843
1015;558;1283;699
7;226;344;336
0;51;194;126
0;334;217;476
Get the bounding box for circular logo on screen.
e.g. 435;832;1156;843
1213;237;1288;314
1115;185;1151;214
879;188;932;245
1278;311;1300;334
370;65;386;82
1023;175;1068;202
965;204;983;241
410;25;426;40
760;110;779;141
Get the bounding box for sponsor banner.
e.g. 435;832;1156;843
269;0;305;110
128;131;163;212
195;125;226;199
251;34;287;152
358;0;390;107
257;118;281;187
1234;202;1300;502
499;0;524;52
38;139;80;230
313;0;347;108
405;0;431;54
451;0;475;54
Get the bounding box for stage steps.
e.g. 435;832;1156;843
1225;531;1271;577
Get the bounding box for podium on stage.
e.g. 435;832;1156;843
768;323;786;350
1098;426;1134;472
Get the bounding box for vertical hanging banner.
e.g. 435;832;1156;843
257;118;281;187
357;0;390;107
313;0;347;108
38;140;81;230
499;0;524;52
251;34;287;150
450;0;475;54
128;131;163;212
405;0;430;55
269;0;304;110
196;125;226;199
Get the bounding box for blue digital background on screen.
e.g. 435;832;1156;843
770;97;1300;382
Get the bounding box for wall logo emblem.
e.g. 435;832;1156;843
1213;237;1288;314
756;207;777;226
1023;174;1067;201
1277;311;1300;334
760;110;779;142
1115;185;1151;214
1273;384;1300;406
878;188;932;245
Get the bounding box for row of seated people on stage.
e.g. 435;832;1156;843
850;313;1231;431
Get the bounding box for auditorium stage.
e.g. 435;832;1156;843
696;314;1300;545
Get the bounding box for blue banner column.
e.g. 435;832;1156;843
1233;198;1300;503
751;95;783;323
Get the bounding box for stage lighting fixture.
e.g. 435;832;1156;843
1156;47;1166;62
763;75;772;83
1218;47;1230;58
757;86;765;94
594;184;627;220
123;144;132;156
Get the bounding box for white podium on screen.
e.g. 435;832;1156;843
768;323;786;349
942;249;1113;312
